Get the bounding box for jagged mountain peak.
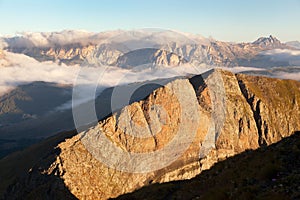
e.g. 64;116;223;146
252;35;284;48
113;48;187;69
253;35;280;43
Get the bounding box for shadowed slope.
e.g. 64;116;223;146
0;130;78;200
115;131;300;200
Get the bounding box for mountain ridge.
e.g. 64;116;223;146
252;35;284;48
1;30;297;67
1;69;299;199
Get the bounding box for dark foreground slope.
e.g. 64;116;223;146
0;79;171;159
115;131;300;200
0;130;78;199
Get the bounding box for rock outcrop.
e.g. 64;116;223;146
252;35;286;48
0;69;299;199
115;131;300;200
114;48;187;69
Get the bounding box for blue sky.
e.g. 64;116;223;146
0;0;299;42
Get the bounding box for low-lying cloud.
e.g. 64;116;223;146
273;71;300;81
261;49;300;65
0;51;212;109
0;51;299;112
0;51;80;94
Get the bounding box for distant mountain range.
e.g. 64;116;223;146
1;30;300;68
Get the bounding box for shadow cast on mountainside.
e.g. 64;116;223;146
0;77;180;198
0;77;175;159
0;81;72;126
114;131;300;200
0;130;78;200
75;77;176;132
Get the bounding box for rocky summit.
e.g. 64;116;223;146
252;35;285;48
113;48;187;69
0;69;299;200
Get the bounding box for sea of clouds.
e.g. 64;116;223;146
261;49;300;66
0;51;213;109
0;50;299;100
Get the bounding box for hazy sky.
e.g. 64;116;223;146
0;0;299;42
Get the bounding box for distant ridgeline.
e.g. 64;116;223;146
1;30;298;67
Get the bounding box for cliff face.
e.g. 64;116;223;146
1;70;299;199
115;131;300;200
114;48;187;69
252;35;284;48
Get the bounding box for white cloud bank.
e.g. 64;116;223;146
0;50;299;111
1;29;210;50
0;51;80;94
0;51;211;108
273;71;300;81
262;49;300;65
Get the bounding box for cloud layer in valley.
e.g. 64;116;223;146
0;50;212;109
261;49;300;65
0;50;299;112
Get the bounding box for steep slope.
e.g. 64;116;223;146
114;48;187;69
0;70;299;200
252;35;286;48
0;79;172;159
0;130;78;200
115;131;300;200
